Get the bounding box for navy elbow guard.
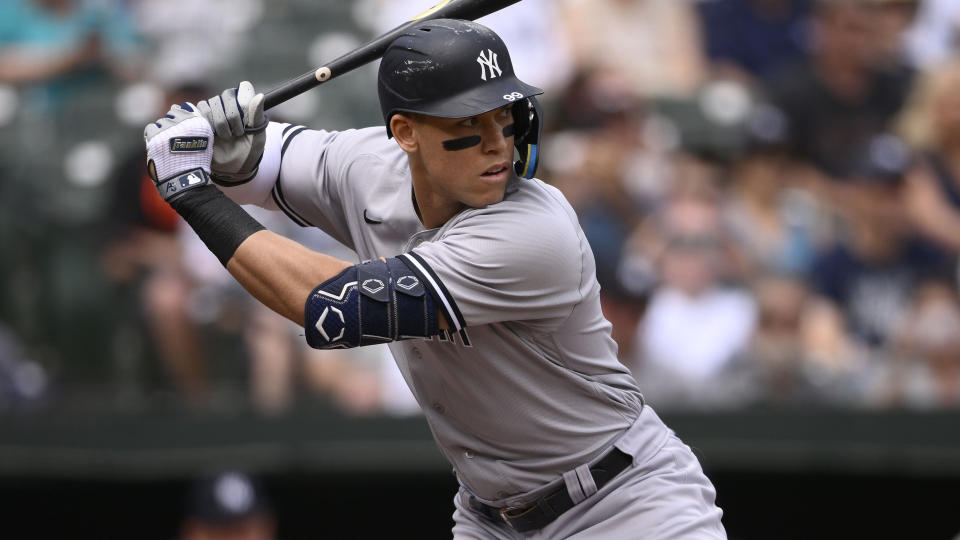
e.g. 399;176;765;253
304;257;440;349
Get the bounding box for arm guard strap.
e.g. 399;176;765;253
304;257;439;349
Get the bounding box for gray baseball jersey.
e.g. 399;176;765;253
223;122;645;501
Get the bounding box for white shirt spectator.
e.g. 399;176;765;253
641;287;757;379
632;286;757;409
365;0;573;92
905;0;960;70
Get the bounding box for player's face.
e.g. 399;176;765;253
409;105;515;220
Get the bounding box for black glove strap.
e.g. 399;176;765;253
243;113;270;133
148;162;213;203
210;151;264;187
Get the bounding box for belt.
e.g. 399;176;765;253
469;447;633;533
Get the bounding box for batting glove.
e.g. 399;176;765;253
144;103;214;203
195;81;267;185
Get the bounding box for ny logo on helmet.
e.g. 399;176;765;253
477;49;502;81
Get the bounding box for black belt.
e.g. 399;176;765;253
469;447;633;533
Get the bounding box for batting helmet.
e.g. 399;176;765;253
378;18;544;178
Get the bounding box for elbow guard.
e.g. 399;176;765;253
304;257;440;349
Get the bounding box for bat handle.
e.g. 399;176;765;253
263;68;329;110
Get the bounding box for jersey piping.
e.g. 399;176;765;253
271;125;311;227
400;251;467;332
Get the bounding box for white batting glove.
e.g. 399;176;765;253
195;81;267;185
144;103;214;203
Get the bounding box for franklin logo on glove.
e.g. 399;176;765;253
170;136;209;152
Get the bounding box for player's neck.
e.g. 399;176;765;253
409;163;464;229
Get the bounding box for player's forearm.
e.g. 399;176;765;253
169;184;352;328
226;230;352;325
0;50;84;83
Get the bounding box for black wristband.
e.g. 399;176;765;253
169;184;266;266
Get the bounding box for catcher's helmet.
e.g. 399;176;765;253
378;19;544;178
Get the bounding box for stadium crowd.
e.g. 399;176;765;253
0;0;959;415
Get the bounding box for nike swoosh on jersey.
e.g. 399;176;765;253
364;209;383;224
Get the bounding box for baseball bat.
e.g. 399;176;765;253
263;0;523;110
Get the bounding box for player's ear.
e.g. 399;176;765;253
391;114;419;153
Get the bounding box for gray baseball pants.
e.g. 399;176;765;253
452;406;726;539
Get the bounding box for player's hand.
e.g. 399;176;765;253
195;81;267;185
143;103;214;203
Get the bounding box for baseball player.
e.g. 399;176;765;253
144;19;726;538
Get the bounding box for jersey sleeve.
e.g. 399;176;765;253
401;205;585;333
217;123;382;250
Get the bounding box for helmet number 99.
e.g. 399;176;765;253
503;92;524;102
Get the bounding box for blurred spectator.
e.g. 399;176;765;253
559;0;707;99
808;135;954;349
766;0;916;180
549;67;645;134
0;0;141;111
697;0;814;84
903;0;960;70
722;104;828;278
633;155;750;280
747;273;817;402
132;0;263;86
869;0;921;73
302;342;421;417
888;280;960;408
101;83;213;405
629;168;758;409
597;251;656;366
544;67;667;366
558;68;649;280
545;67;653;204
897;57;960;254
747;270;877;406
181;470;275;540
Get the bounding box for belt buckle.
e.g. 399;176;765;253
499;503;537;521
